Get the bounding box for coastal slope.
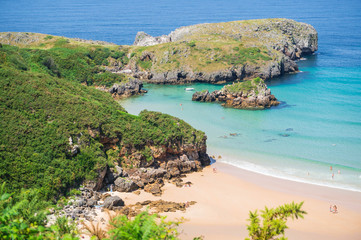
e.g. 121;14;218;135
0;43;209;199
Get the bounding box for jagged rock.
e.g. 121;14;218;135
104;166;128;184
193;78;279;109
86;199;97;207
103;196;125;209
114;177;139;192
75;199;86;207
133;32;170;46
70;145;80;156
144;181;163;196
93;166;108;191
109;79;147;98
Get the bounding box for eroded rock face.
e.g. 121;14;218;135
109;79;147;98
101;141;209;195
133;32;171;46
192;78;279;109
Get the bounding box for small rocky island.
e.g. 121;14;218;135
192;77;279;109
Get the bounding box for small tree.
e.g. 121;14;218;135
245;201;307;240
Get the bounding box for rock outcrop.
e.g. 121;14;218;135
101;148;209;195
103;196;125;209
82;110;210;196
192;77;279;109
47;187;195;223
130;18;317;84
133;32;170;46
108;79;147;98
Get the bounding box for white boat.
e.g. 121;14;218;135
185;88;194;91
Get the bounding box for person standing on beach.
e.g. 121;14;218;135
333;205;338;213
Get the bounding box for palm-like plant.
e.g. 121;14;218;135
246;201;307;240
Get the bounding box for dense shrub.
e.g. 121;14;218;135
0;44;206;200
107;211;181;240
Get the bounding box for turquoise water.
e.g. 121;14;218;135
1;0;361;191
119;56;361;191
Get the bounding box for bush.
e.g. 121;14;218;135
245;202;307;240
186;41;196;48
107;211;181;240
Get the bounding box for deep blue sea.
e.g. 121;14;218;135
1;0;361;191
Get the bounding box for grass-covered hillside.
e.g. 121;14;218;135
0;43;206;200
131;37;274;73
0;32;131;87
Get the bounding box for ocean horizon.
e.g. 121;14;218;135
2;0;361;191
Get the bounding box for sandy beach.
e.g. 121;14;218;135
92;161;361;239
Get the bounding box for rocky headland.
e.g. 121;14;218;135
131;18;318;84
192;77;279;109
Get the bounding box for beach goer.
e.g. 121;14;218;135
332;173;334;179
213;167;217;173
338;170;341;174
330;166;333;171
185;201;190;208
330;205;333;212
333;205;338;213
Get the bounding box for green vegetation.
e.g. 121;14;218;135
186;40;196;47
107;211;181;240
136;58;152;70
131;40;275;74
224;77;264;94
245;202;307;240
0;40;129;87
0;44;206;200
0;183;78;239
220;47;272;65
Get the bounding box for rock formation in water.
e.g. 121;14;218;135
130;18;317;84
108;79;147;98
192;77;279;109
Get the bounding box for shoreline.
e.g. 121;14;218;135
93;161;361;240
214;161;361;213
219;158;361;193
207;148;361;193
